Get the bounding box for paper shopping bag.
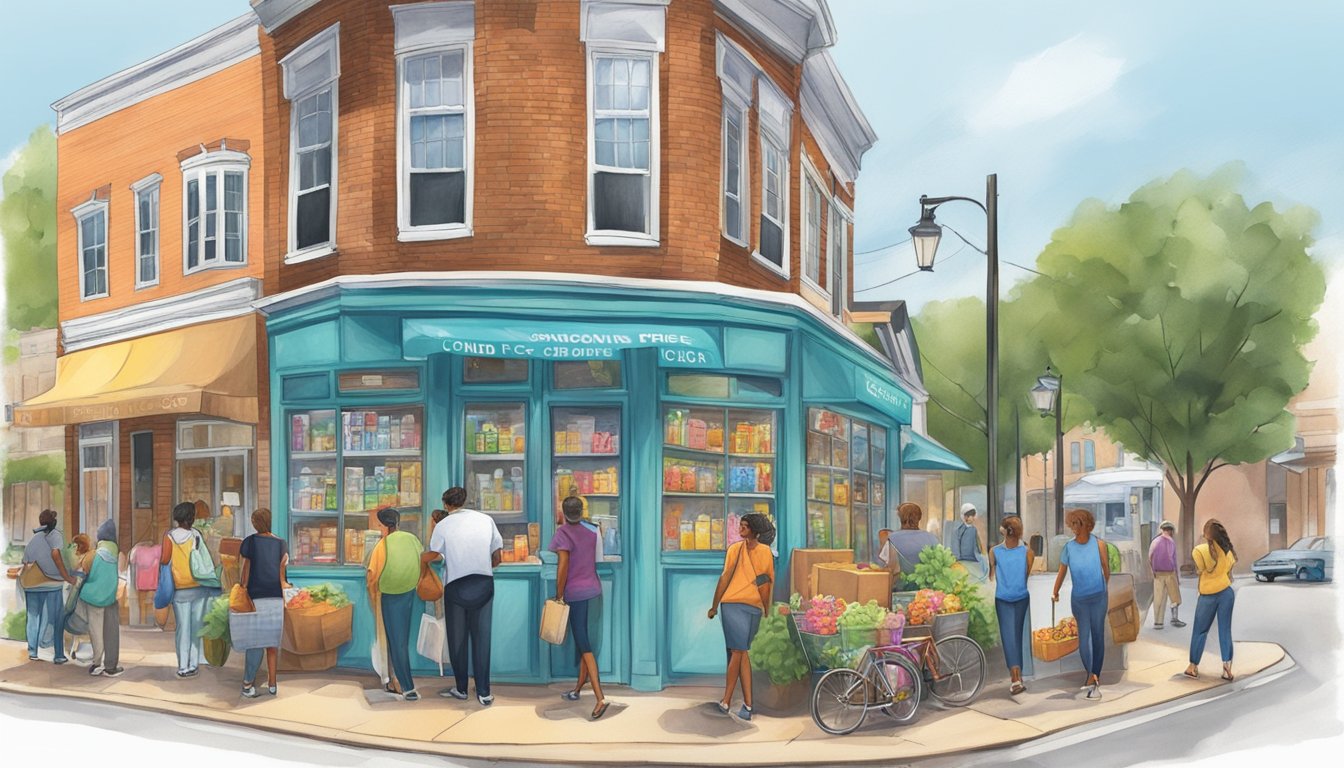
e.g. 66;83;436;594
540;599;570;645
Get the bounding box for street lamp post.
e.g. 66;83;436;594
1030;367;1065;538
910;173;1001;540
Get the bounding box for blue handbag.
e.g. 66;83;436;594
153;562;176;609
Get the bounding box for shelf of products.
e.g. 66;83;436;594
805;407;886;559
465;403;528;549
287;405;425;566
552;406;623;559
661;406;776;551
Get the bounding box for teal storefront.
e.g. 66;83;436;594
259;276;914;691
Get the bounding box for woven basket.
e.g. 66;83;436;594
1032;635;1079;662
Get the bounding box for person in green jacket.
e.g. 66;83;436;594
367;507;424;701
81;519;123;677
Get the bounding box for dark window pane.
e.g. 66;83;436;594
759;216;783;266
464;357;528;383
296;187;331;249
725;197;741;239
553;361;622;389
410;171;465;226
594;172;646;233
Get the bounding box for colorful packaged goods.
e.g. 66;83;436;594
663;506;682;551
686;418;708;449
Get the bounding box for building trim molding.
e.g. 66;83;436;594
61;277;262;352
801;51;877;185
712;0;834;64
250;0;324;34
51;13;260;135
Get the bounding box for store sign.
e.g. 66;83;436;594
402;319;723;368
855;370;913;423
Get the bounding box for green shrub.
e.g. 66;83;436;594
750;604;809;685
3;611;27;641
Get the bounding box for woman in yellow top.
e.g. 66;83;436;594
1185;519;1237;681
160;502;210;678
708;513;775;721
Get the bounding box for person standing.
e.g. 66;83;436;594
881;502;940;586
707;512;776;721
366;507;424;701
21;509;76;664
1052;508;1110;699
551;496;609;719
1185;519;1237;682
80;519;123;676
988;515;1033;694
1149;521;1186;629
238;508;289;698
162;501;211;677
954;503;985;580
426;486;503;706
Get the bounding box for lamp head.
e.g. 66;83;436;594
1029;381;1055;415
909;203;942;271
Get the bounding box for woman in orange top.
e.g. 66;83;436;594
708;513;775;721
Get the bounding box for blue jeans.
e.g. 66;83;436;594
1072;590;1108;677
24;588;66;660
995;597;1030;672
172;587;208;672
1189;587;1235;664
444;574;494;697
381;590;416;694
244;648;274;685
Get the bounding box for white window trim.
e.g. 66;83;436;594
131;173;163;290
396;43;475;242
282;23;340;264
78;421;118;536
800;153;828;296
180;149;251;276
72;197;110;301
585;46;660;248
720;93;750;248
830;196;853;319
752;129;789;279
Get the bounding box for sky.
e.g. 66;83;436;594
0;1;1341;764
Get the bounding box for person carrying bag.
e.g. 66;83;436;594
20;509;76;664
708;512;775;721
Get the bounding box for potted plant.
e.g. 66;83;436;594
199;595;231;667
749;601;811;715
910;546;998;648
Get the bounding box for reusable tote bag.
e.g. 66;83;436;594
416;601;451;675
540;598;570;645
153;563;176;609
188;532;220;588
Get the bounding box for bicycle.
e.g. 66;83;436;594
810;632;986;735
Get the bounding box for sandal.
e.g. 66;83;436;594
1221;663;1234;682
1183;668;1199;679
1009;681;1026;695
591;700;610;720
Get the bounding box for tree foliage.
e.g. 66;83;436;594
1025;166;1325;550
2;125;58;332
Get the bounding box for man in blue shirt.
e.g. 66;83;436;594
954;503;984;580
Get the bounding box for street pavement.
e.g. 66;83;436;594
0;573;1316;766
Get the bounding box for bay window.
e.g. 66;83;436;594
181;150;248;273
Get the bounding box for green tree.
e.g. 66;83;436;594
2;125;59;333
1028;166;1325;555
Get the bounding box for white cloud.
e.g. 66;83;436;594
970;35;1127;134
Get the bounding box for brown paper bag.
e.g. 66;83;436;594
540;599;570;645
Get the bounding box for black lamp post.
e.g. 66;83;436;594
1030;366;1064;537
910;173;1001;539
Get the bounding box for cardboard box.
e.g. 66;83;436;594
790;548;854;599
812;562;893;608
278;648;339;672
282;603;354;655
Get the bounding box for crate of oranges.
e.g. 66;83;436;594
1032;614;1080;662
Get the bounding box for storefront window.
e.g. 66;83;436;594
551;406;622;559
661;406;775;551
287;406;423;565
666;373;781;400
806;407;887;559
178;420;254;539
553;360;622;389
464;402;530;559
464;356;528;383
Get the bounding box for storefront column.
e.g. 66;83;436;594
630;348;664;691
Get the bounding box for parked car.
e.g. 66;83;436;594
1252;536;1333;582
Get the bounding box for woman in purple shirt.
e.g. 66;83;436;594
551;495;608;720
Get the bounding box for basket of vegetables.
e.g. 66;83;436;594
282;583;354;656
837;599;886;651
796;594;852;671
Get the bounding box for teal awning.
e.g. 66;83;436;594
903;431;971;472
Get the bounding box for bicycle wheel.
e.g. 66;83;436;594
811;668;869;735
929;634;986;706
875;654;922;724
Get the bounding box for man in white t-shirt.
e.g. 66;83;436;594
426;486;503;706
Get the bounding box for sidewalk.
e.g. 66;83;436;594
0;629;1288;765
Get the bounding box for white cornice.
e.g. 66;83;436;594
253;271;896;373
712;0;834;64
61;277;262;352
250;0;324;34
51;13;260;135
800;51;876;185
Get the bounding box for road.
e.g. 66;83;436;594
2;576;1339;767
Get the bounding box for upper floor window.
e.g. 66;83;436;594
281;24;340;262
131;173;162;288
392;2;477;241
72;197;109;301
829;199;852;319
1070;441;1081;473
755;77;792;277
717;37;754;247
588;52;657;243
181;150;249;274
1083;439;1096;472
801;158;826;290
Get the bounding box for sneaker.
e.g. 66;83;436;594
28;654;38;661
477;693;494;707
737;704;753;721
1171;619;1187;628
440;687;469;700
404;690;421;702
103;667;125;678
53;657;69;665
241;685;260;698
89;664;105;676
176;669;196;679
1153;623;1164;629
268;685;277;696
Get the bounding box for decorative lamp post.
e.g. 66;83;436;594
910;174;1001;538
1030;366;1064;538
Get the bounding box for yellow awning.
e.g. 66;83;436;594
14;315;259;427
